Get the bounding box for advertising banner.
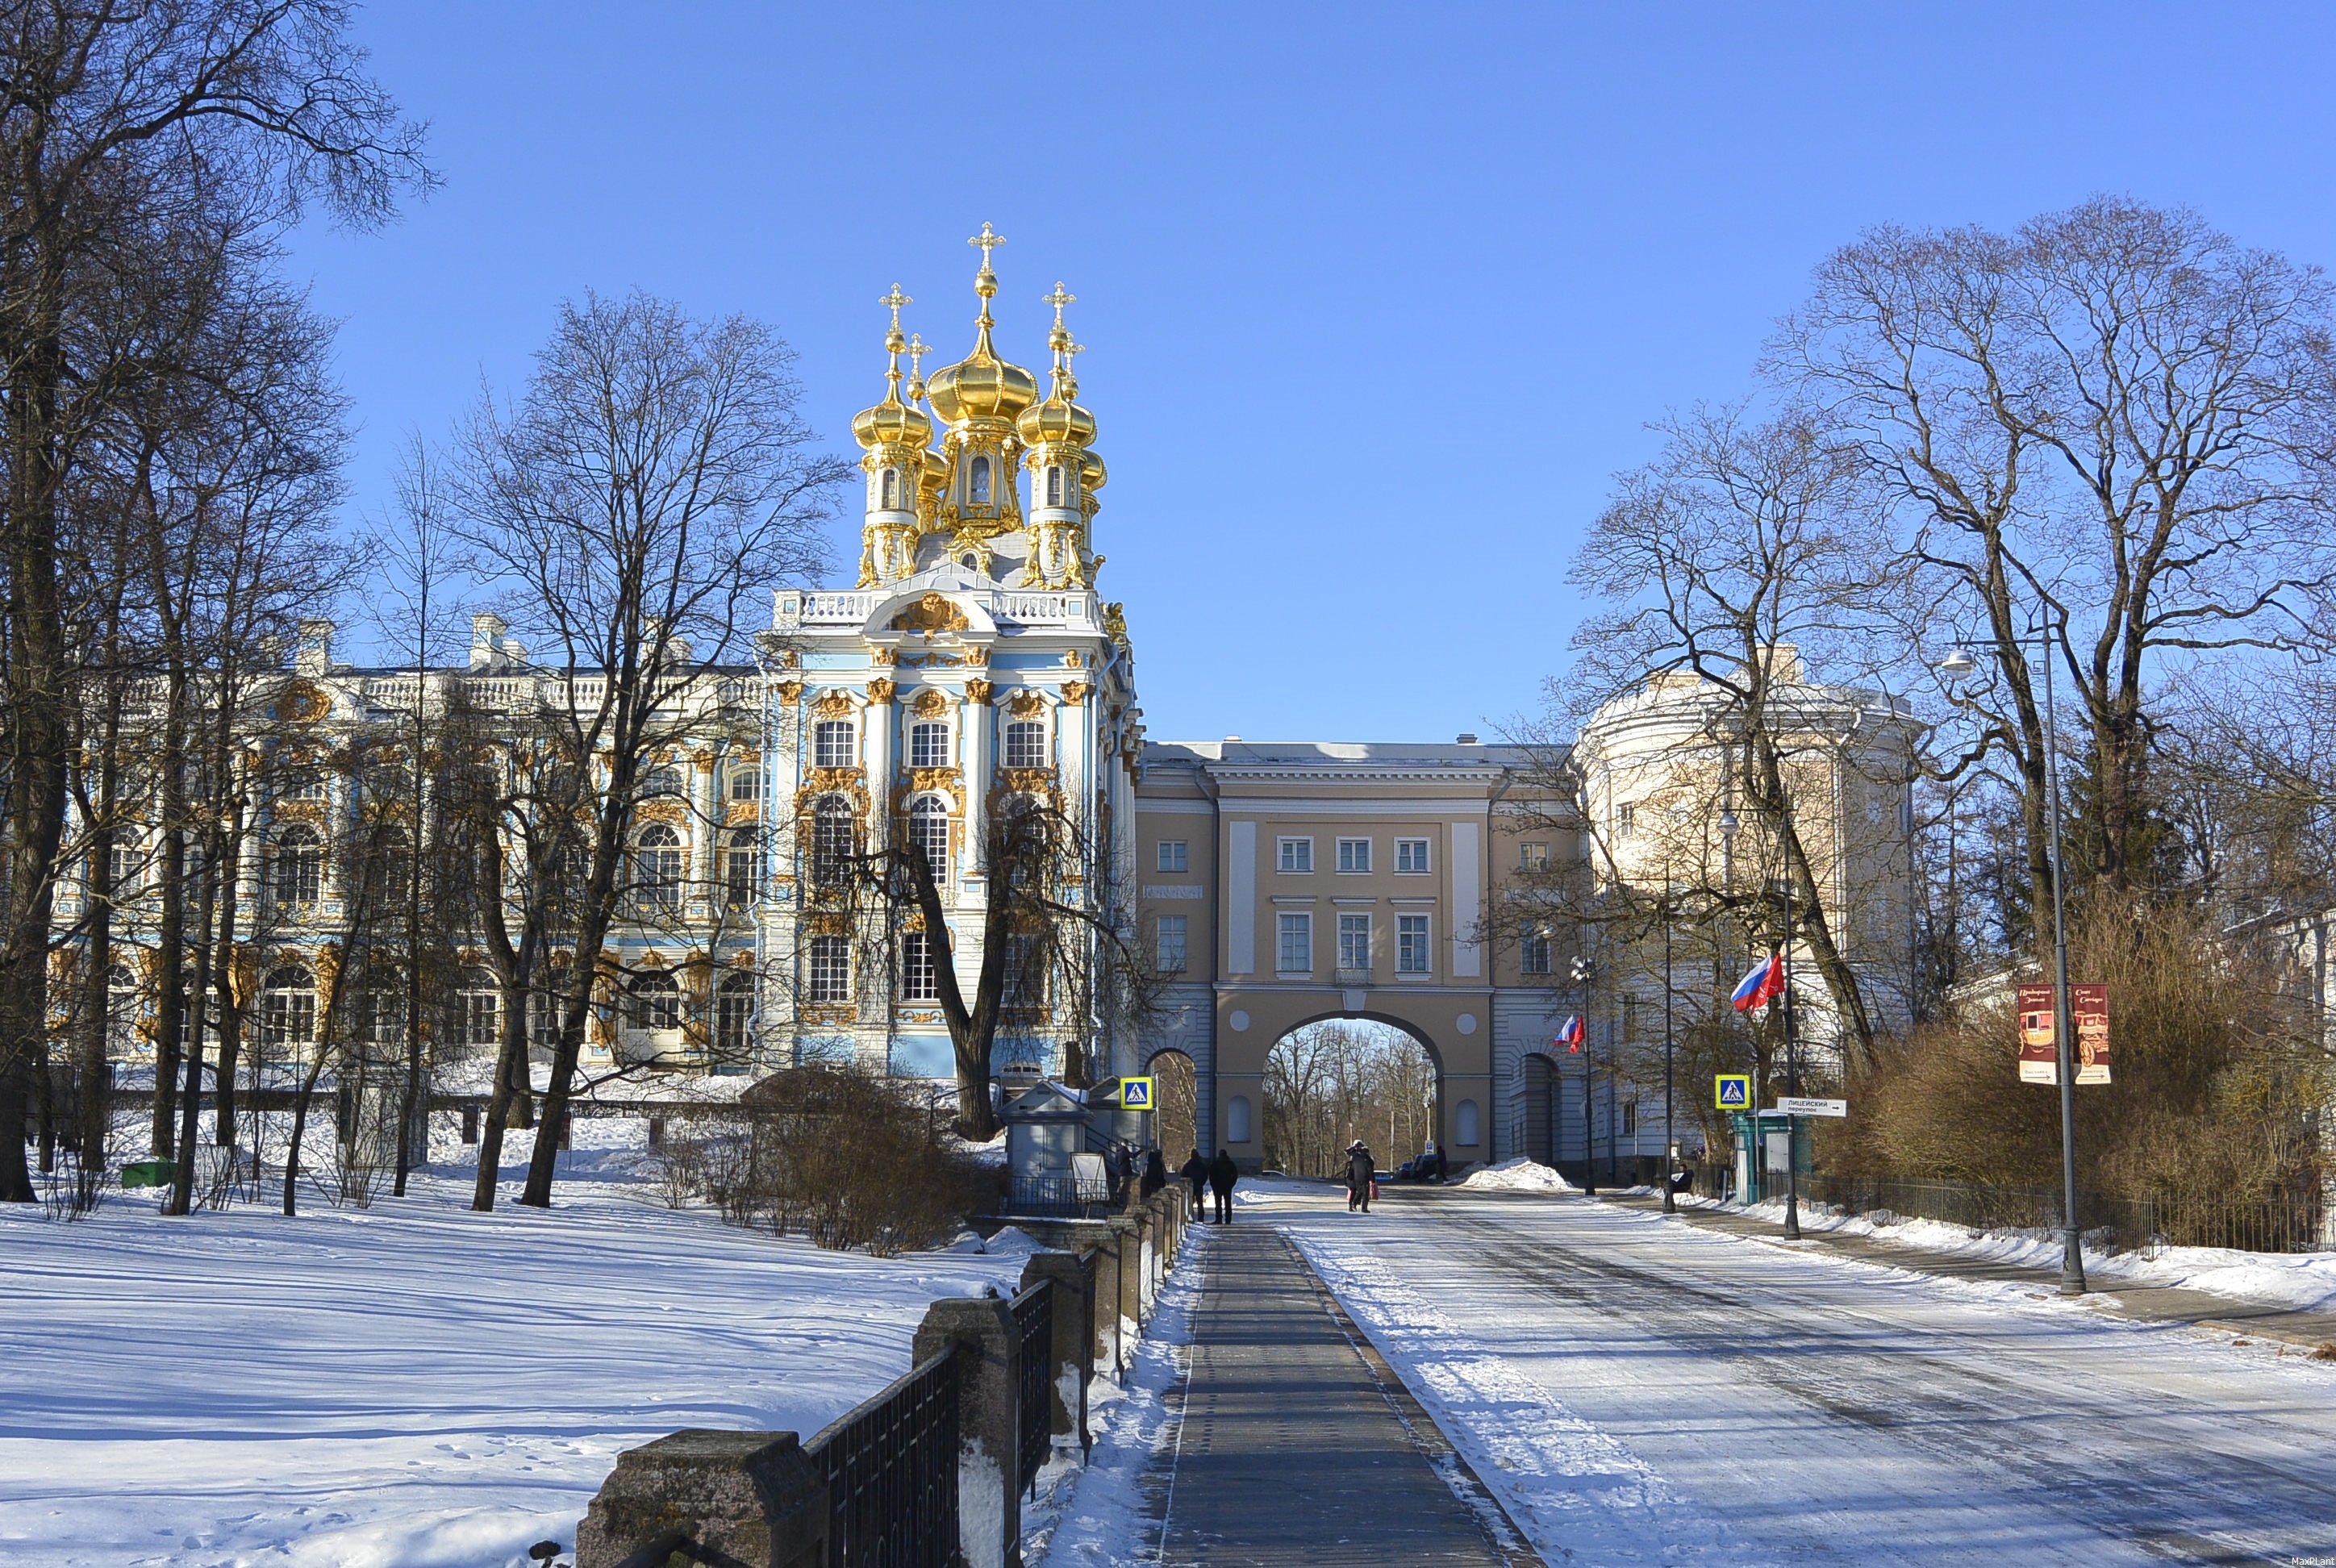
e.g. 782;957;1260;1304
2016;982;2110;1085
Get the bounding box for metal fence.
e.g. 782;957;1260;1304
1795;1173;2332;1257
804;1346;962;1568
1006;1173;1118;1217
1009;1280;1053;1498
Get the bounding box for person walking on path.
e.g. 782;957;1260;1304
1179;1147;1209;1211
1141;1146;1168;1199
1433;1142;1449;1183
1208;1149;1239;1224
1346;1141;1377;1213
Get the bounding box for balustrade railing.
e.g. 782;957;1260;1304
1010;1280;1053;1498
804;1346;961;1568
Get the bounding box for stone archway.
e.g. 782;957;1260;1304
1145;1046;1199;1161
1260;1017;1438;1179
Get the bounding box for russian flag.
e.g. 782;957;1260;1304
1732;952;1786;1012
1557;1015;1585;1053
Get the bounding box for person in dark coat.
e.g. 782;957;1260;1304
1433;1143;1449;1183
1141;1147;1168;1199
1207;1149;1238;1223
1345;1141;1377;1212
1179;1148;1209;1211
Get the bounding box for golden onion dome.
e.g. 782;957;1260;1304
1080;450;1108;493
1016;391;1096;449
853;389;932;452
926;340;1038;425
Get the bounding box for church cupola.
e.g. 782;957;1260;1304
850;286;934;586
925;224;1037;574
1018;282;1103;588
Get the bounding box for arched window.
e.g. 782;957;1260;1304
105;840;143;898
724;828;760;908
1003;720;1047;769
368;826;412;905
813;719;856;769
907;796;949;881
272;825;322;905
1455;1099;1481;1148
1226;1094;1253;1145
627;970;681;1032
106;963;140;1053
261;964;317;1051
641;764;686;799
811;796;855;888
1045;465;1063;507
880;468;900;509
727;761;763;803
715;972;755;1061
458;965;499;1050
358;965;404;1046
969;455;992;505
908;720;950;769
635;824;683;907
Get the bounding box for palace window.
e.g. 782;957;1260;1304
276;765;328;802
724;828;760;908
641;764;686;799
459;965;500;1050
1045;465;1064;507
1002;932;1046;1012
970;455;992;505
1395;837;1431;874
808;936;851;1003
1622;1100;1638;1138
106;963;140;1054
1519;841;1548;871
532;964;572;1051
271;825;323;905
1156;915;1188;974
908;796;949;880
728;761;764;802
1616;803;1637;836
1337;837;1370;873
1157;840;1188;873
634;824;684;907
1003;720;1046;769
1277;911;1311;974
357;967;404;1047
105;840;143;897
1338;912;1371;972
260;965;317;1051
1397;914;1432;974
811;796;855;888
628;971;681;1032
1521;925;1552;975
909;721;951;768
813;719;856;769
901;929;940;1001
715;972;755;1062
880;468;900;509
1278;836;1312;873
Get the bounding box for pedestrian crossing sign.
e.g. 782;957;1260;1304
1715;1074;1751;1111
1120;1077;1155;1110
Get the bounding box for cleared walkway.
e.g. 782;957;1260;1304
1157;1218;1521;1567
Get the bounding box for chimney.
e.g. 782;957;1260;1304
1455;732;1479;745
470;612;507;671
295;618;334;676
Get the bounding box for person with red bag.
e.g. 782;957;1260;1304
1345;1140;1378;1213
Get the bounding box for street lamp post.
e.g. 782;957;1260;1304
1781;861;1801;1242
1938;636;2086;1295
1662;878;1677;1214
1571;952;1596;1196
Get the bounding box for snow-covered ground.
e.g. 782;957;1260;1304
1;1117;1029;1568
1727;1193;2336;1316
1456;1156;1577;1193
1268;1183;2336;1565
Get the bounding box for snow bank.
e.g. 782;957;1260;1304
1458;1157;1577;1193
1734;1198;2336;1315
0;1169;1029;1567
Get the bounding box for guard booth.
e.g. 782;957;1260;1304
1728;1110;1812;1205
1001;1078;1154;1215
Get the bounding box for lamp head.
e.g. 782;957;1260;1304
1936;646;1979;681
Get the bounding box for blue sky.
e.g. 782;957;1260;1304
295;2;2336;742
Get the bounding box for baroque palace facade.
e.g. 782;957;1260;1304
79;230;1917;1172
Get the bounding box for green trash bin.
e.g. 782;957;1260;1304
119;1158;177;1190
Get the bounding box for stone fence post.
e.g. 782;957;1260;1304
1019;1249;1093;1450
574;1429;828;1568
1087;1229;1123;1372
1108;1216;1143;1345
916;1292;1022;1568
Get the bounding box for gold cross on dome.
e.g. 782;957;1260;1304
879;285;911;330
968;222;1007;266
1043;282;1076;325
907;334;928;376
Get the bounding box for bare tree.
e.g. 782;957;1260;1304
446;290;842;1208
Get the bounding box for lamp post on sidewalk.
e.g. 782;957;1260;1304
1571;952;1596;1196
1662;878;1677;1215
1938;630;2086;1296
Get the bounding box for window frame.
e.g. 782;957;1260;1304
900;928;941;1001
1155;914;1188;974
908;720;952;769
1003;719;1047;769
628;970;682;1032
812;719;857;769
1336;837;1371;874
807;935;852;1003
1156;840;1188;873
634;824;685;908
1277;836;1313;874
1394;836;1432;874
1518;841;1549;872
1276;910;1312;975
1396;913;1432;974
1337;911;1371;972
907;794;949;882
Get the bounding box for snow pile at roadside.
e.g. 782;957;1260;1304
0;1170;1029;1568
1733;1197;2336;1314
1459;1157;1577;1193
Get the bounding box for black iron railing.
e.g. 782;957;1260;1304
804;1346;961;1568
1795;1173;2331;1257
1010;1280;1053;1497
1007;1173;1117;1217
